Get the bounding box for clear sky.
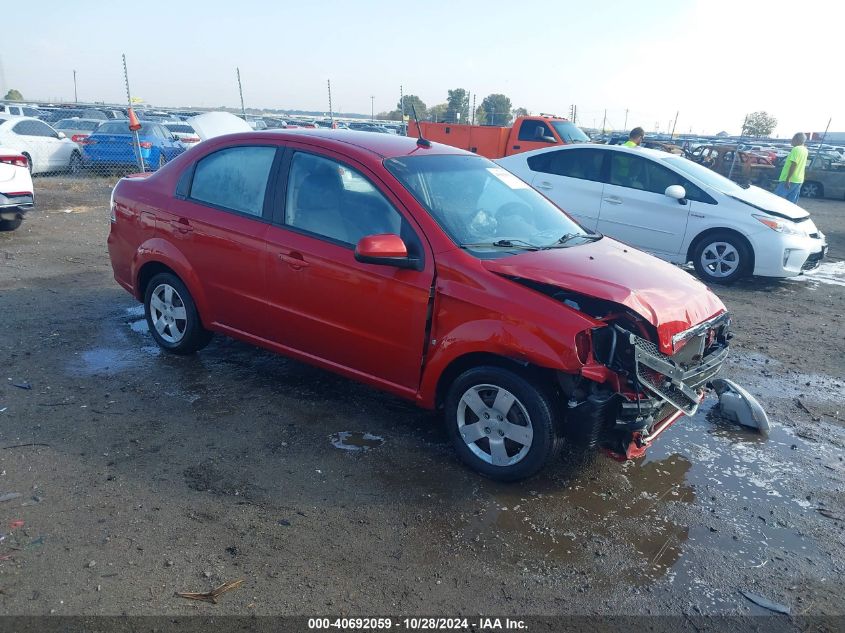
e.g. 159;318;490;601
3;0;842;136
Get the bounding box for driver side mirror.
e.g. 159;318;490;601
541;135;556;143
665;185;687;204
354;234;422;270
56;131;67;140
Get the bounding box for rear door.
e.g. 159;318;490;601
10;120;52;172
597;152;693;255
523;147;606;230
162;144;280;338
263;146;434;393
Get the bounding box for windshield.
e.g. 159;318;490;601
166;124;195;133
552;121;590;143
385;155;591;256
663;156;745;194
56;119;99;131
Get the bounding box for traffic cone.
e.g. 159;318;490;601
128;107;142;132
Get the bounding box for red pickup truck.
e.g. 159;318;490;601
107;130;730;480
406;115;589;159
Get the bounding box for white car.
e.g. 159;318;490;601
0;116;82;175
164;123;202;150
0;147;34;231
497;144;828;283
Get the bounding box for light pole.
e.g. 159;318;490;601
370;96;374;121
73;70;78;103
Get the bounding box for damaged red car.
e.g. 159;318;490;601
107;130;730;480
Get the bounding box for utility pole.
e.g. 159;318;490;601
471;93;476;125
327;80;333;125
73;70;78;103
624;108;628;130
122;54;144;172
400;84;404;124
370;96;375;121
728;114;748;182
671;111;679;139
811;117;832;168
236;67;246;120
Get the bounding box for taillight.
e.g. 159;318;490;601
139;141;153;149
71;134;89;143
78;138;97;146
575;330;591;364
0;154;28;168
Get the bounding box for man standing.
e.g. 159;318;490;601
622;127;644;148
774;133;809;203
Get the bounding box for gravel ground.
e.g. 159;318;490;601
0;177;843;618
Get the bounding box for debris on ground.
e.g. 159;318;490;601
0;493;22;503
175;578;245;604
741;590;790;614
9;520;25;529
12;382;32;390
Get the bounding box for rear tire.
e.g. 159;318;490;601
692;232;751;284
0;218;23;231
143;272;212;355
69;151;83;176
800;182;822;199
445;366;561;481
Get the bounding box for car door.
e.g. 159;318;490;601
10;121;50;172
596;152;692;255
162;144;280;338
511;120;558;155
33;120;73;169
524;148;606;230
263;147;434;393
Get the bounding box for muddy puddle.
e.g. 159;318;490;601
793;260;845;288
330;431;385;451
423;393;837;597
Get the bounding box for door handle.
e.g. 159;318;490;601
512;145;521;150
171;218;193;233
603;197;623;205
278;252;310;269
535;181;553;190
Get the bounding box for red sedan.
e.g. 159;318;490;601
107;130;730;480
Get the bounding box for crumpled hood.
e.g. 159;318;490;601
483;237;727;355
726;185;809;220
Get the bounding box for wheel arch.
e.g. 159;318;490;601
433;352;559;410
686;227;755;272
802;180;824;197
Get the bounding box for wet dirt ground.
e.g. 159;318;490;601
0;178;843;617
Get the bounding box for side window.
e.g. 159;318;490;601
609;154;649;189
32;121;57;137
285;152;404;246
518;120;554;142
610;154;710;202
546;149;604;181
189;146;276;217
12;121;41;136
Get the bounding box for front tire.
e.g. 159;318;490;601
69;151;83;176
445;366;561;481
143;272;212;355
692;232;751;284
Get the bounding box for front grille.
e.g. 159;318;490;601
632;333;728;416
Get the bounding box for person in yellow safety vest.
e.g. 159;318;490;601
622;127;644;148
774;132;809;204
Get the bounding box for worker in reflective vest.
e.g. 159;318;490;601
623;127;644;148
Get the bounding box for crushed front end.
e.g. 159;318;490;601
562;310;731;459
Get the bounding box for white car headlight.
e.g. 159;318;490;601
752;214;803;236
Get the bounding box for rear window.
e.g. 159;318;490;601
165;124;195;134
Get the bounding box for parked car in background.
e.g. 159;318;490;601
41;108;108;123
164;123;202;150
54;118;104;143
0;104;45;119
800;157;845;199
0;147;34;231
107;130;732;480
102;109;127;120
684;144;776;187
80;120;185;172
497;144;827;283
0;116;82;175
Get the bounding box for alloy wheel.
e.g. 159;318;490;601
149;283;188;343
456;384;533;466
700;241;740;278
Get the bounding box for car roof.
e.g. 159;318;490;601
56;118;103;123
245;129;473;159
509;142;675;162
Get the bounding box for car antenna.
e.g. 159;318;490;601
411;105;431;148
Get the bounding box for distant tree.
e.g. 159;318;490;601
398;95;426;120
512;107;529;118
428;103;448;122
377;110;404;121
742;111;777;138
4;89;23;101
474;106;487;125
481;94;513;127
446;88;470;123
